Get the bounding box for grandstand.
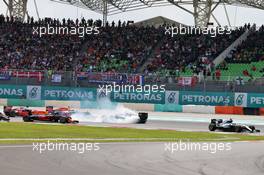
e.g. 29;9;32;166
0;11;264;92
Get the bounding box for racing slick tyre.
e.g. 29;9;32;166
6;111;17;117
137;113;148;124
249;126;255;131
59;117;67;124
209;123;216;131
23;117;33;122
235;126;242;133
72;121;79;124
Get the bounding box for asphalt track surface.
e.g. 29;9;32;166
0;142;264;175
7;116;264;133
79;120;264;133
2;113;264;175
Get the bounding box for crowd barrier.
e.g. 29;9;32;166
45;100;80;108
154;104;182;112
122;103;154;111
182;105;215;114
0;99;7;106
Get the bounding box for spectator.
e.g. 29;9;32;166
251;65;257;71
215;69;221;80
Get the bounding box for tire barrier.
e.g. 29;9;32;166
260;108;264;116
243;107;260;115
215;106;243;115
215;106;264;115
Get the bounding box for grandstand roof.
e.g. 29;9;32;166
52;0;264;27
133;16;187;28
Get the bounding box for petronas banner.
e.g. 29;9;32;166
42;86;96;101
247;93;264;108
0;85;26;99
111;91;165;104
1;84;264;108
179;91;234;106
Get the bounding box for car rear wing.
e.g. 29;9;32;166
211;119;223;124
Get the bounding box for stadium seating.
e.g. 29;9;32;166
76;26;162;73
0;16;82;71
1;14;263;81
144;27;246;76
218;26;264;80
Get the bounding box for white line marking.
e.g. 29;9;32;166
0;145;32;148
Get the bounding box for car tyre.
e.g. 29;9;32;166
9;111;17;117
23;117;33;122
59;117;67;124
209;123;216;131
249;126;255;131
235;126;242;133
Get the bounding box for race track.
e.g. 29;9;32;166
79;120;264;133
7;111;264;133
0;142;264;175
2;111;264;174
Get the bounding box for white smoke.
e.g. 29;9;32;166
71;98;139;124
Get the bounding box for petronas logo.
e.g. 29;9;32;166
236;94;244;106
168;92;176;103
29;87;38;99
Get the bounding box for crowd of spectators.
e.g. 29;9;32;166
0;15;160;73
226;25;264;63
76;25;162;73
0;14;257;78
145;26;247;76
0;15;82;71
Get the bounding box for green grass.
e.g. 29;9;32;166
0;122;264;144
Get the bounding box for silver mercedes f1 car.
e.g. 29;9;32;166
209;119;260;133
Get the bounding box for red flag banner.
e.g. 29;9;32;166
178;77;197;86
12;71;44;82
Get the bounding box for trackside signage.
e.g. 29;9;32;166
2;84;264;108
165;91;179;104
27;86;41;100
234;93;248;107
111;91;165;104
179;91;234;106
42;86;96;101
247;93;264;108
0;85;26;99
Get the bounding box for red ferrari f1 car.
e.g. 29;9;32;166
4;106;79;124
4;106;31;117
